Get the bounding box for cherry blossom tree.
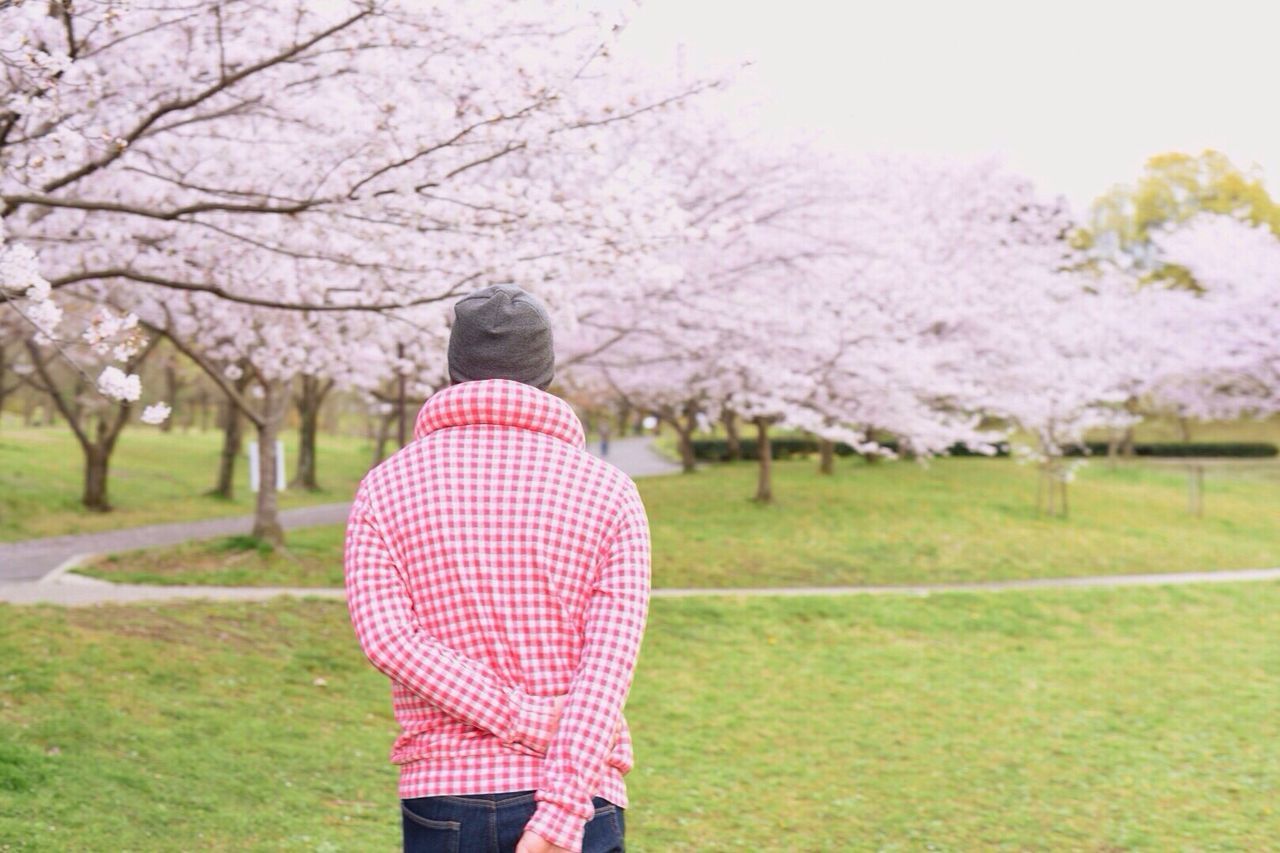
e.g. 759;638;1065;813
3;0;708;537
1152;215;1280;422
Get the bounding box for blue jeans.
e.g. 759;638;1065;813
401;791;625;853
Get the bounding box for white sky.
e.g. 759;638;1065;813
614;0;1280;213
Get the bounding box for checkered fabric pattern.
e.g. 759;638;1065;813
344;379;651;852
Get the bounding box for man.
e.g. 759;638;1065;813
345;285;651;853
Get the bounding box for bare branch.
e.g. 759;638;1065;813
32;9;372;197
145;317;265;429
1;193;316;221
49;268;479;312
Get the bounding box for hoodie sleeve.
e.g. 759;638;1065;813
344;485;559;753
524;481;651;851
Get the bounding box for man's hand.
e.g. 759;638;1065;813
515;831;572;853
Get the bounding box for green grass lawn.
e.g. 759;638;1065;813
3;584;1279;850
641;456;1280;587
80;455;1280;589
81;527;348;587
0;425;370;542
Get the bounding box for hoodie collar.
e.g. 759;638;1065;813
414;379;585;449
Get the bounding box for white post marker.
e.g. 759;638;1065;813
247;440;287;493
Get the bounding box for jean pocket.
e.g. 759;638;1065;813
583;801;625;853
401;802;461;853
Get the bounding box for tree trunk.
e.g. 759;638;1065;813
754;417;773;503
0;347;9;429
293;396;320;491
616;401;632;436
291;375;331;492
722;410;741;461
251;380;288;546
676;425;696;473
1106;428;1121;471
372;410;395;468
161;359;178;433
210;374;251;499
1187;463;1204;517
818;438;835;475
81;444;111;512
396;342;409;449
1119;425;1135;458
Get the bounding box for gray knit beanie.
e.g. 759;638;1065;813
447;285;555;390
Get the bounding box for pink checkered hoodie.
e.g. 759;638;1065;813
344;379;651;852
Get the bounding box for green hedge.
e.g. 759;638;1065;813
1065;441;1278;458
690;438;1278;461
689;438;1008;461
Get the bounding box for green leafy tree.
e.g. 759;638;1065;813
1080;150;1280;286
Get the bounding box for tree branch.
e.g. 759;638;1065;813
25;338;90;449
48;268;477;312
33;9;371;196
146;320;265;430
1;193;317;221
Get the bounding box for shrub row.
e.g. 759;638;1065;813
689;438;1006;461
689;438;1278;461
1065;441;1278;458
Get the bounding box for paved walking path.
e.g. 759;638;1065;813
0;437;681;599
7;434;1275;608
0;502;353;583
5;564;1280;607
590;434;685;478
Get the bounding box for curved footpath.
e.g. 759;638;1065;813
0;437;682;605
2;438;1278;606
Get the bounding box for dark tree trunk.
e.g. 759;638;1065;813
293;400;320;490
26;339;144;513
396;342;409;449
211;405;242;499
676;428;696;473
291;375;332;492
0;346;11;428
81;444;111;512
210;372;251;499
722;410;742;461
818;438;836;475
754;417;773;503
372;410;395;468
614;401;630;436
161;359;178;433
198;390;211;432
251;380;288;546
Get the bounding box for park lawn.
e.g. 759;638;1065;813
81;455;1280;589
0;426;370;542
642;456;1280;587
2;585;1279;850
80;526;347;587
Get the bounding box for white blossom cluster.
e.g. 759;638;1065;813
0;238;62;337
96;366;142;403
83;308;144;362
140;402;172;425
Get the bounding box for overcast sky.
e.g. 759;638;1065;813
615;0;1280;213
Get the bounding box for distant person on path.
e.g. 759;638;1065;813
598;419;611;456
345;284;651;853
